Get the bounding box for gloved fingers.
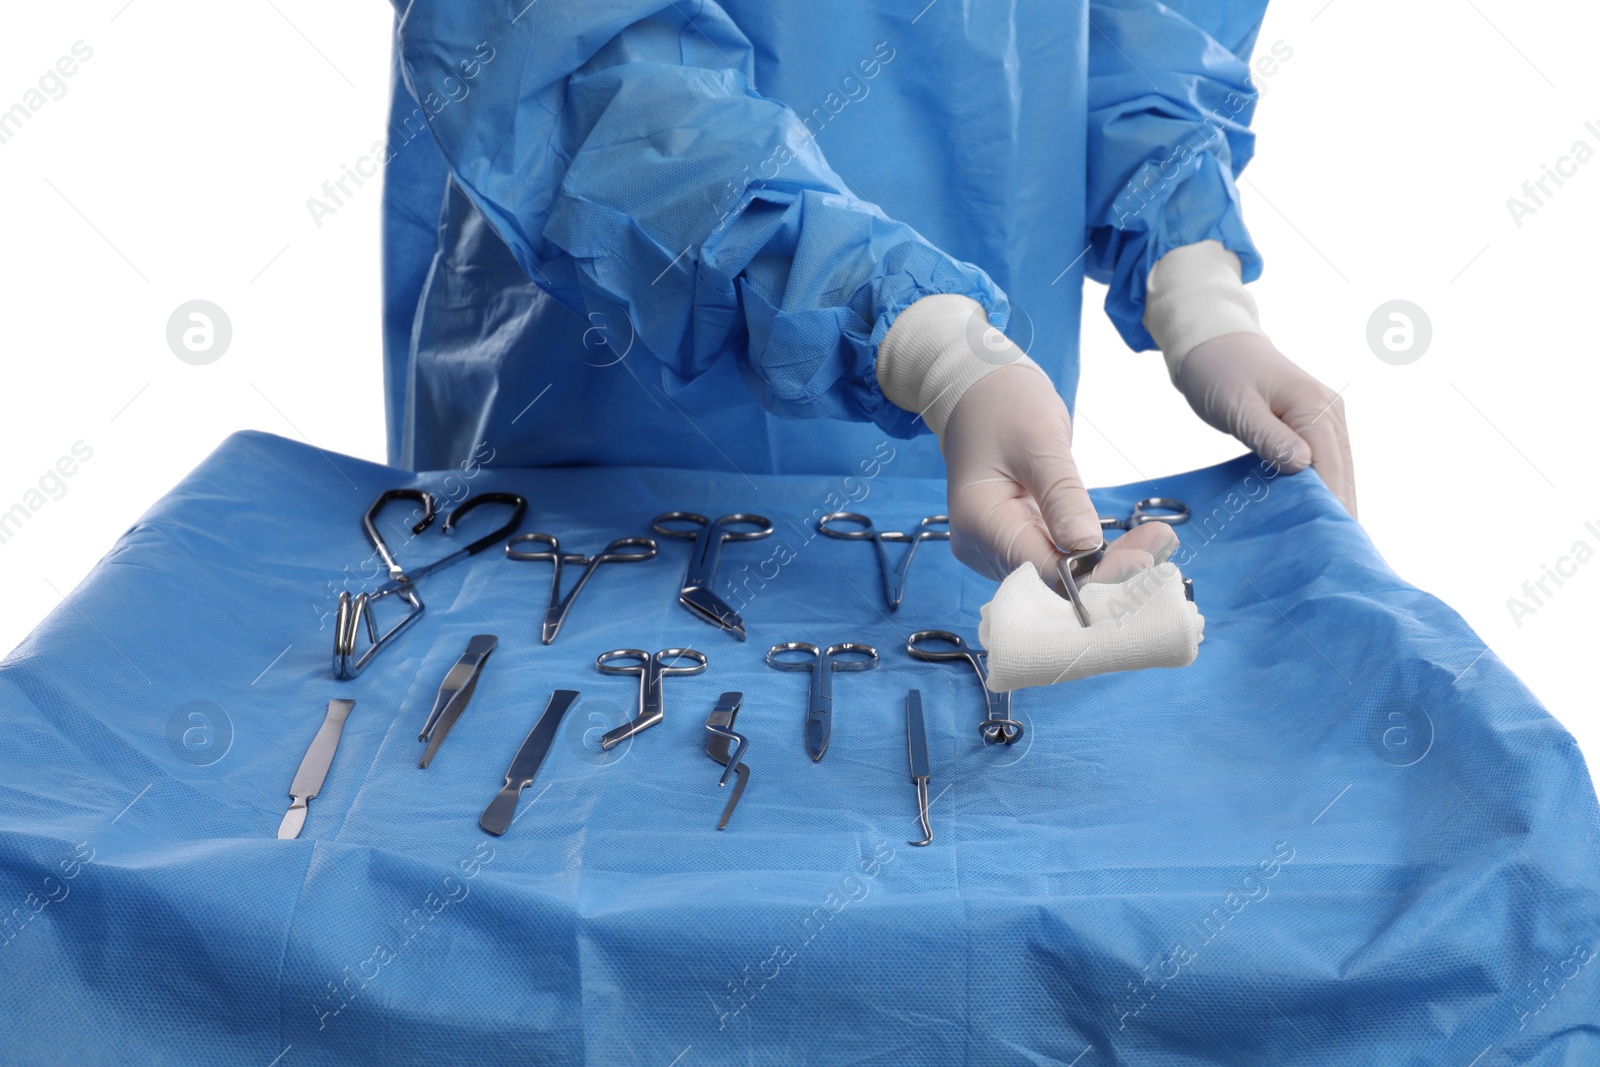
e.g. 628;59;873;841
1017;446;1103;553
948;480;1067;583
1086;521;1178;584
1279;384;1358;518
1229;397;1313;476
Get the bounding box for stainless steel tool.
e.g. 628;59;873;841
418;634;497;768
906;689;933;847
479;689;580;836
704;691;749;830
278;699;356;840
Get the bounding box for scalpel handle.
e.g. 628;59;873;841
289;699;356;800
478;779;527;837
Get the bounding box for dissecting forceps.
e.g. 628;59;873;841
651;512;774;640
906;629;1021;744
506;533;658;643
816;512;950;611
333;488;526;678
765;641;878;763
595;648;708;749
704;692;749;830
417;634;496;768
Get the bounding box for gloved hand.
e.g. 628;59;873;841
939;363;1105;582
1143;240;1357;517
877;293;1152;587
1174;332;1357;517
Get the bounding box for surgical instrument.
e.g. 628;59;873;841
1054;543;1104;630
906;689;932;847
278;699;356;840
765;641;878;762
479;689;580;836
1054;498;1194;628
817;512;950;611
333;488;526;679
651;512;774;640
596;648;709;749
906;630;1022;744
417;634;497;768
1100;497;1190;535
506;533;658;643
704;692;749;830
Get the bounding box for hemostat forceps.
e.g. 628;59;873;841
333;489;527;678
906;630;1021;745
1099;497;1190;535
506;533;658;643
595;648;708;749
704;692;749;830
817;512;950;611
651;512;774;640
765;641;878;763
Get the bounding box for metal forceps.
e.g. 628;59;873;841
505;533;658;643
906;629;1021;745
333;489;527;678
765;641;878;762
1100;497;1190;536
817;512;950;611
651;512;774;640
1054;498;1193;629
595;648;708;749
704;692;749;830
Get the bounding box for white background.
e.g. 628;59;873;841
1;2;1595;781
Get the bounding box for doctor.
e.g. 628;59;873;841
380;0;1354;586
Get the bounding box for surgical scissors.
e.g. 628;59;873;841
652;512;774;640
817;512;950;611
596;648;708;749
1100;497;1190;535
765;641;878;762
333;489;527;678
506;533;658;643
906;630;1021;745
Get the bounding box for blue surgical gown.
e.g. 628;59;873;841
383;0;1267;476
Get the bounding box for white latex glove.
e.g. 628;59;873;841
1175;333;1357;517
877;294;1111;585
1143;240;1356;517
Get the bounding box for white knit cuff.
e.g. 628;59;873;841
1142;240;1266;381
876;294;1049;436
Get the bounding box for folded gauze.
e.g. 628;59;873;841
977;561;1205;692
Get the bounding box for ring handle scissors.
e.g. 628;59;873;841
766;641;878;763
906;629;1021;745
817;513;950;611
1100;497;1190;533
652;512;774;640
334;489;527;678
595;647;708;749
507;534;658;643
